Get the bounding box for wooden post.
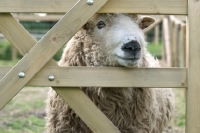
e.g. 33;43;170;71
186;0;200;132
154;25;159;45
177;23;186;67
177;24;182;67
182;24;186;67
162;18;171;67
174;22;179;67
169;16;175;67
169;16;173;66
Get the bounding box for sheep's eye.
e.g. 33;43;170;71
97;21;106;29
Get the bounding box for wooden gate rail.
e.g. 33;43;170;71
0;67;187;88
0;0;200;132
0;0;187;14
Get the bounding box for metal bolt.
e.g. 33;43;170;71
18;72;25;78
87;0;94;6
48;75;55;81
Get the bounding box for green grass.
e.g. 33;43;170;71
6;98;45;113
173;88;186;128
0;87;47;133
0;116;45;133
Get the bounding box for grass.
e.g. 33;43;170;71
0;87;48;133
0;116;45;133
173;88;186;128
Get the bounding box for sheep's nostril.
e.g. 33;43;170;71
134;47;141;52
122;40;141;53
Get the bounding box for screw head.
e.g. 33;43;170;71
18;72;25;78
48;75;55;81
87;0;94;6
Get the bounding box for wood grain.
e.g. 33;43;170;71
0;67;187;88
186;0;200;132
0;0;187;14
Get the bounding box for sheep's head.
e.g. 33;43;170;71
83;14;155;67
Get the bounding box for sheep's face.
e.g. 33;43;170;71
84;14;155;67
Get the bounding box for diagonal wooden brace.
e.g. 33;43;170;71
0;0;120;132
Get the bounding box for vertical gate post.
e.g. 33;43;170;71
186;0;200;132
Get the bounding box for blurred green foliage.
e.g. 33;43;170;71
0;41;64;62
0;41;13;60
147;42;162;59
20;21;56;34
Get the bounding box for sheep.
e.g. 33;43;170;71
45;14;175;133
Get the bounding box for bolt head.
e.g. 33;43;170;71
87;0;94;6
18;72;25;78
48;75;55;81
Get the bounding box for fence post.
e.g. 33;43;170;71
154;25;159;45
177;23;186;67
182;24;186;67
169;16;176;67
186;0;200;132
162;18;171;67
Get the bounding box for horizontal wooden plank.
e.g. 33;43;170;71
0;0;187;14
0;67;187;88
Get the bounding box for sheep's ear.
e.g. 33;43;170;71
139;16;155;29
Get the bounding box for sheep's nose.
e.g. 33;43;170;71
121;40;141;53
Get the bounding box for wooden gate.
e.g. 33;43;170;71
0;0;199;132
